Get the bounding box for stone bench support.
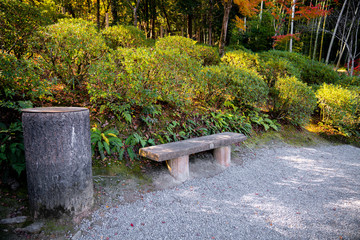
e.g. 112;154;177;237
139;132;246;181
214;146;231;167
167;156;189;182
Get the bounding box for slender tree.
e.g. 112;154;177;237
333;0;360;74
325;0;348;64
97;0;100;30
208;0;214;45
289;0;295;52
219;0;233;56
126;0;141;26
111;0;119;25
335;0;360;70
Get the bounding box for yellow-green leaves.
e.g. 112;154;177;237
316;83;359;130
274;76;317;125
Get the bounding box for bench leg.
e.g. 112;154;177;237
214;146;231;167
166;155;189;181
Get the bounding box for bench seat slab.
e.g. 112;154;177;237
139;132;246;162
167;155;189;182
214;146;231;167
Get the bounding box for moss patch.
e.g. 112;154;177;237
244;124;330;148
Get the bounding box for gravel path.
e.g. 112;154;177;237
76;144;360;240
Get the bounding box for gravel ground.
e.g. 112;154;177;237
75;144;360;240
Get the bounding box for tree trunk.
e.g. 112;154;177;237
150;0;156;38
126;0;141;27
219;0;232;57
111;0;119;25
336;0;360;70
188;14;193;38
325;0;348;64
105;12;109;28
309;18;314;57
22;107;93;219
289;0;296;52
335;2;350;68
313;16;322;60
208;0;213;45
259;0;264;23
319;0;329;62
347;18;359;76
160;1;171;33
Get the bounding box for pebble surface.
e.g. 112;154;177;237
77;144;360;240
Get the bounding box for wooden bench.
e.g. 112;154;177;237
139;132;247;181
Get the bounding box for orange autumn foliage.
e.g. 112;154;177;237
234;0;263;17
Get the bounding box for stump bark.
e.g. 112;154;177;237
22;107;93;219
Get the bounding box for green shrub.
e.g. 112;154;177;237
88;47;202;120
258;51;301;88
0;121;25;177
0;0;59;58
267;50;340;85
338;75;360;87
155;36;220;66
102;25;148;49
0;53;50;114
155;35;196;52
272;76;317;125
32;18;108;89
316;83;359;131
200;64;269;109
193;44;220;66
221;49;259;71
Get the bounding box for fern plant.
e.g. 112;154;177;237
250;112;280;131
90;125;124;161
0;121;25;176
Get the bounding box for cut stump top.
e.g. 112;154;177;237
22;107;88;113
139;132;247;162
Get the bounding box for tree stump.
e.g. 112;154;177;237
22;107;93;219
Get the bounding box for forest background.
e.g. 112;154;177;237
0;0;359;186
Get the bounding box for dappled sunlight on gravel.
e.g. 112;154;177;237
76;144;360;240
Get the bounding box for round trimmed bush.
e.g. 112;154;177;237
316;83;359;130
32;18;108;89
155;36;220;66
102;25;148;49
221;49;260;71
258;51;301;88
88;47;202;112
193;44;220;66
272;76;317;125
267;50;340;85
200;64;269;109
